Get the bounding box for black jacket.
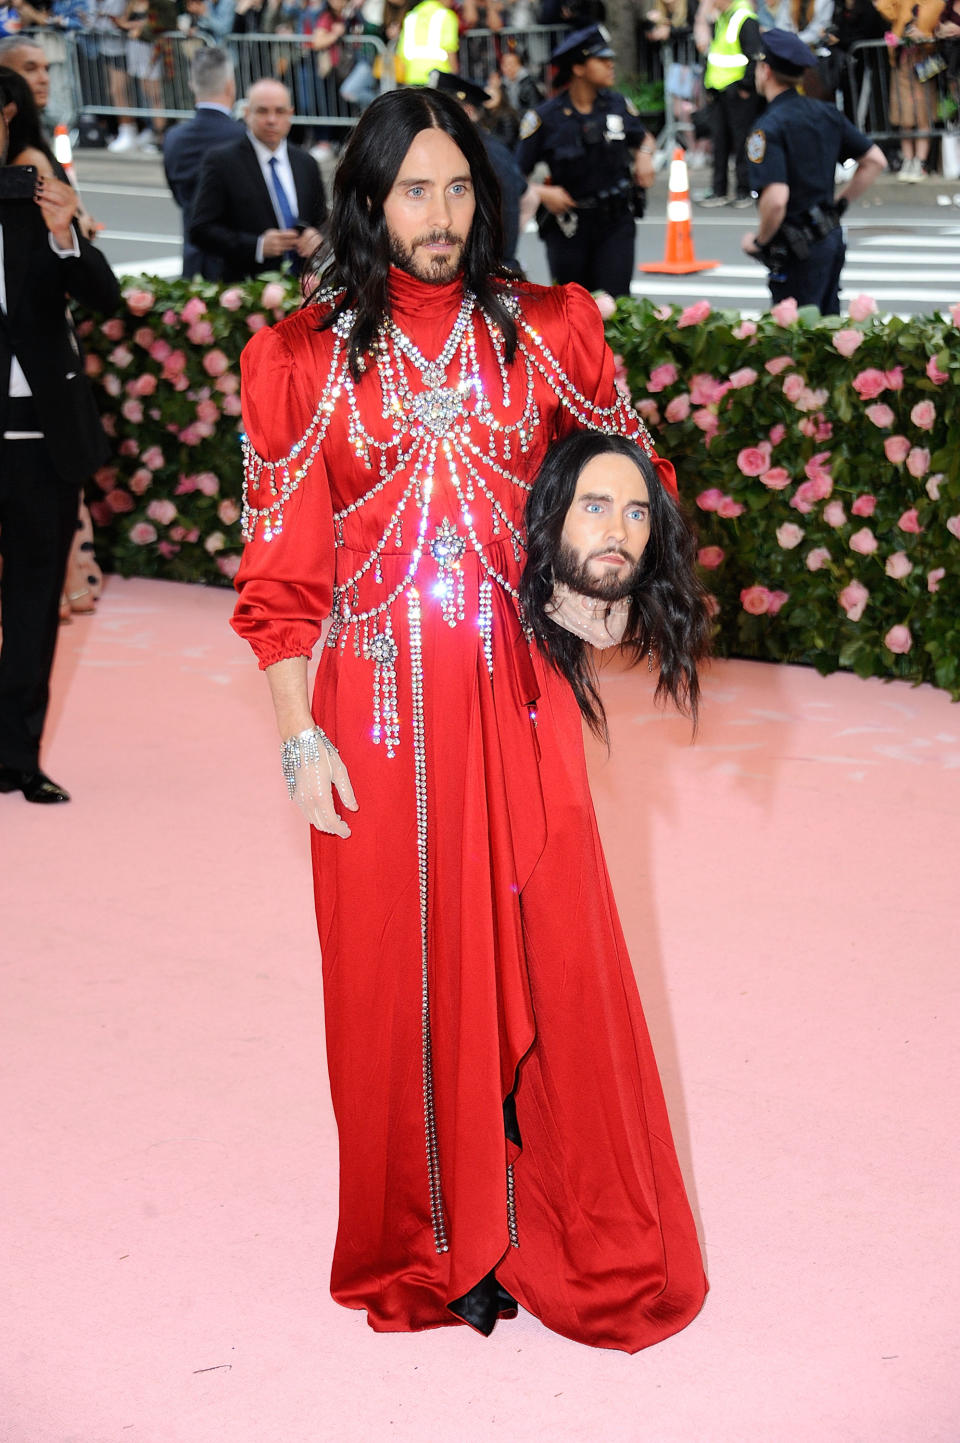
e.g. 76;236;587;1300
0;200;119;486
163;105;244;280
188;134;328;282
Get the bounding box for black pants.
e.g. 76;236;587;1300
709;85;759;198
769;228;845;316
544;208;636;298
0;438;79;771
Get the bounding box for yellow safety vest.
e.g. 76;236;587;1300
704;0;755;91
398;0;458;86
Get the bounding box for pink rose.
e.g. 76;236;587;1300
760;467;791;490
222;393;243;416
798;416;818;439
796;386;828;414
884;366;904;391
187;320;215;346
84;354;102;378
689;373;729;405
179;424;203;446
215;372;239;395
815;418;833;442
927;567;946;593
883;435;910;465
804;451;832;487
146;498;177;526
109;345;133;369
162;349;187;377
133;373;158;397
696;488;725;512
141;445;165;470
184;529;199;543
202;348;230;378
162;309;178;326
770;297;799;325
782;373;805;403
885;551;913;579
101;415;116;437
838;580;869;621
593;291;616;319
149;339;173;363
897;508;922;534
765;355;793;376
951;303;960;327
218;498;241;526
119;438;138;457
93;465;118;492
132;326;155;349
905;448;930;479
175;473;197;495
852;368;888;400
246;312;267;333
865;403;894;428
106;489;134;514
849;527;878;554
260;281;287;310
832;328;863;357
741;585;773;615
101;317;126;341
697;545;725;570
910;400;936;430
128;521;157;545
216;553;242;579
124;287;155;316
848;294;877;322
806;546;831;571
220;287;245;312
157;541;180;559
884;624;912;654
196;398;220;424
204;531;226;555
194;471;220;496
727;366;758;389
823;500;847;528
128;467;153;494
732;319;757;340
653;305;672;321
947;516;960;540
851;493;876;517
925;355;948;385
737;442;773;477
790;481;818;513
717;496;745;519
636;398;661;425
926;474;943;501
776;522;804;549
768;423;786;445
767;590;789;616
677;299;711;328
121;398;144;423
88;501;112;526
180;296;207;325
647;362;678;392
691;407;719;436
665;393;691;423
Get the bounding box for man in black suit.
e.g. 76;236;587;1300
0;85;120;804
163;46;243;281
189;78;327;283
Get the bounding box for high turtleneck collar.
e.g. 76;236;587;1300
387;265;465;322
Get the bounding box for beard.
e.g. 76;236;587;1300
388;227;467;284
553;538;640;601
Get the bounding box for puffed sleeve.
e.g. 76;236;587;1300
558;283;679;499
230;321;336;670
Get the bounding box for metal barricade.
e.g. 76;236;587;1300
844;37;953;139
657;36;702;154
227;32;386;131
458;25;571;86
66;29;208;124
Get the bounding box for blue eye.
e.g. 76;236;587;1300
585;502;603;513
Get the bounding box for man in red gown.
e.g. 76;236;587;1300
231;86;709;1352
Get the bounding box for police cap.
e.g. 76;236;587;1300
758;28;817;77
431;71;491;108
550;25;616;74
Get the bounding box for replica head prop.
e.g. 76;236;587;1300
521;431;711;739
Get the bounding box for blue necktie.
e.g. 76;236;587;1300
268;155;298;229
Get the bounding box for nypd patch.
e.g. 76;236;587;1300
746;130;766;164
519;109;541;141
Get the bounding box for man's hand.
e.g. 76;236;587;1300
538;183;577;215
35;175;79;250
741;230;762;256
295;225;323;258
261;227;299;257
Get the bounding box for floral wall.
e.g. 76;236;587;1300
82;277;960;698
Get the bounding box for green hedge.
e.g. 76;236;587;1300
82;277;960;697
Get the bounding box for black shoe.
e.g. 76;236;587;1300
0;765;71;803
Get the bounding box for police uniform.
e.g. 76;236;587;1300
746;29;872;313
515;27;647;297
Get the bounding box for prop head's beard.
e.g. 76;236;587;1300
553;538;640;602
388;228;468;284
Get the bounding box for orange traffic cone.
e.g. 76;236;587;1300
639;148;720;276
53;123;74;178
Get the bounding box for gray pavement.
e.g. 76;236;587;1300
71;147;960;316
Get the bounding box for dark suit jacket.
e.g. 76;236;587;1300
0;200;120;486
188;134;327;282
163;105;244;281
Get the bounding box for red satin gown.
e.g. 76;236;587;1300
232;269;708;1352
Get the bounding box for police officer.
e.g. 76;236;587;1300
515;26;655;297
431;72;535;272
741;29;887;314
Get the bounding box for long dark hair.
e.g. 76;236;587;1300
0;67;56;171
521;431;712;741
309;87;521;376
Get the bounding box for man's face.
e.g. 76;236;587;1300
555;452;651;600
383;126;475;285
8;44;50;111
501;51;521;79
246;81;293;150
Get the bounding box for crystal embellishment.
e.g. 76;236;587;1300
409;386;468;437
429;517;466;570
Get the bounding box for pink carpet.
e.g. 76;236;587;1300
2;577;957;1443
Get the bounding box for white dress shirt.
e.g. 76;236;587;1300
0;222;80;437
247;132;298;263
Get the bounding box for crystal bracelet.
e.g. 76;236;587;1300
280;725;335;800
